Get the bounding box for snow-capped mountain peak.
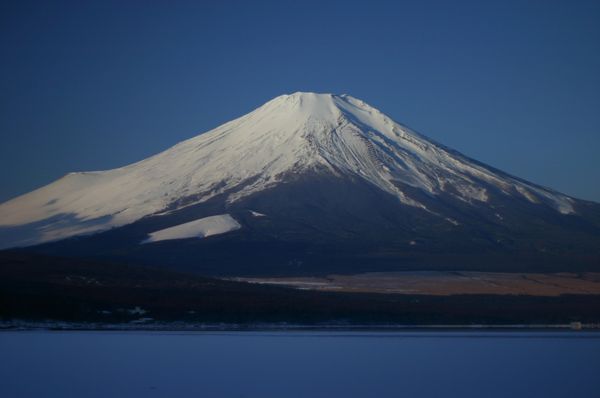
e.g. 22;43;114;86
0;92;576;248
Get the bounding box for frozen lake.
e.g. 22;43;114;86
1;330;599;397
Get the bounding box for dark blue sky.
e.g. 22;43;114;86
1;0;599;203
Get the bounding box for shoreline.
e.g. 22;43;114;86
2;320;599;332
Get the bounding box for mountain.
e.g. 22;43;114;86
1;92;599;275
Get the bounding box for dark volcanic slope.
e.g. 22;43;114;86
26;172;600;276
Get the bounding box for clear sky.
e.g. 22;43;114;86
1;0;599;203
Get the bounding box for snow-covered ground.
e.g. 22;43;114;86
0;92;575;249
142;214;241;243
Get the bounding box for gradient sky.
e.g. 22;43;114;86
1;0;599;203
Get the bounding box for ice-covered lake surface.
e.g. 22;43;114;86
1;330;599;397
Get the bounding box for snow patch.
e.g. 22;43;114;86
142;214;241;244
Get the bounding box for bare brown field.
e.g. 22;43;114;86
233;272;600;296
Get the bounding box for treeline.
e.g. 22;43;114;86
1;250;600;325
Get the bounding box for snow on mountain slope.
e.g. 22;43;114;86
142;214;241;244
0;92;575;249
